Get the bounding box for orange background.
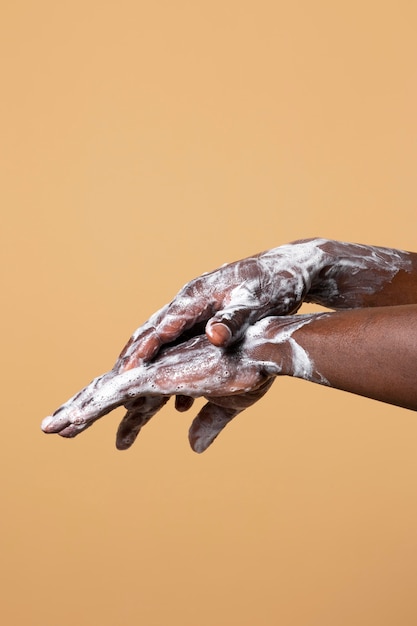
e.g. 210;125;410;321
2;2;417;624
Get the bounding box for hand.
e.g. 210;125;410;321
42;316;313;452
118;238;415;371
117;239;331;368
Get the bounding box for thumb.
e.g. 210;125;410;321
205;304;257;347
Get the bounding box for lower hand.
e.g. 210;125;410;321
41;318;293;452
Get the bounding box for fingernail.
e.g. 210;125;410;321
41;415;54;432
207;322;232;346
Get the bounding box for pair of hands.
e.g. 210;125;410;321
42;237;412;451
42;240;327;452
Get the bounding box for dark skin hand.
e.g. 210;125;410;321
118;238;417;369
42;325;279;452
42;305;417;452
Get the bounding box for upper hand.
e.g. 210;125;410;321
117;239;330;368
118;238;415;371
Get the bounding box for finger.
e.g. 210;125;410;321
121;320;189;367
188;377;276;453
41;366;154;435
119;278;223;366
120;320;187;369
41;370;118;434
116;396;169;450
56;417;97;439
57;396;170;442
188;402;242;453
205;304;258;347
116;304;171;367
175;395;195;412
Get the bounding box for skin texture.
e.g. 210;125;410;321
42;239;417;452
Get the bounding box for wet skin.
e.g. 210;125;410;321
42;239;417;452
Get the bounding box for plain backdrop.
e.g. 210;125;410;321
2;1;417;624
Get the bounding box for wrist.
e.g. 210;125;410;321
245;314;328;381
258;238;332;311
305;239;413;308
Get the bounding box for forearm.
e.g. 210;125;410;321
280;238;417;309
260;305;417;410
